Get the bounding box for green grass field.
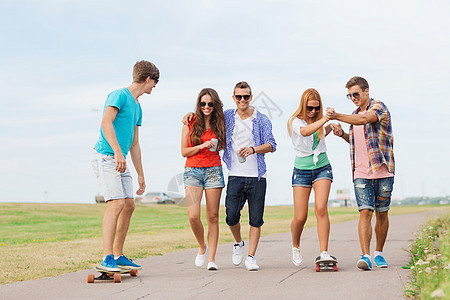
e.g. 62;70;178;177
0;203;446;284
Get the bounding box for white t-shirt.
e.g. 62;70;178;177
228;109;263;178
290;118;327;165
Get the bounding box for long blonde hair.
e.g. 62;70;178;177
287;88;324;139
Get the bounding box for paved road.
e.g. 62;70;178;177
1;210;444;299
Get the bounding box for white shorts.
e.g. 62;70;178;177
91;149;134;201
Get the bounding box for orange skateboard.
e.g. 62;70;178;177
87;267;138;283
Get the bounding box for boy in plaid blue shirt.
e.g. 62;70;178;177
326;76;394;270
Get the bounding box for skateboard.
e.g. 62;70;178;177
315;256;338;272
87;266;138;283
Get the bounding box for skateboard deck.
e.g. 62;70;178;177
87;266;138;283
315;255;338;272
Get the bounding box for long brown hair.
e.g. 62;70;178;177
190;88;226;150
287;88;324;139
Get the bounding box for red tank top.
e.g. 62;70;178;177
185;118;222;168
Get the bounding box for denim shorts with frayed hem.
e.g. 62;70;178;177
354;177;394;212
291;164;333;188
183;166;225;189
225;176;266;228
91;150;133;201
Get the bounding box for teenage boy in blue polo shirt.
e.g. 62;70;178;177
91;60;159;271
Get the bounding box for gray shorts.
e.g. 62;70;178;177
91;150;134;201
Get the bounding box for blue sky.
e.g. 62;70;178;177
1;0;449;204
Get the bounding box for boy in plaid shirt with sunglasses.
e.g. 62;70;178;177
326;76;394;270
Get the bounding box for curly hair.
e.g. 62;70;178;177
190;88;226;150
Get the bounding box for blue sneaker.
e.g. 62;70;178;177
115;255;142;270
374;255;388;268
99;254;121;272
357;255;372;270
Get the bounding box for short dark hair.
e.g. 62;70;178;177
133;60;159;83
345;76;369;91
234;81;252;95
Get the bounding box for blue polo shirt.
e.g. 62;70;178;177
94;88;142;157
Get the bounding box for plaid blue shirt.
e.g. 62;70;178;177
349;98;395;175
222;109;277;180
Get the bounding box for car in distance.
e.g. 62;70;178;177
141;192;175;204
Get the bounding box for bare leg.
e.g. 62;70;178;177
291;186;311;248
313;180;331;252
358;209;373;255
113;198;135;257
375;210;389;252
103;199;125;257
205;188;222;262
248;226;261;256
186;186;207;254
229;223;242;244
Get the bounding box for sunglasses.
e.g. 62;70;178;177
234;95;251;101
346;92;360;100
200;102;214;107
306;105;320;112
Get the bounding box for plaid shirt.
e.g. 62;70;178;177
349;98;395;176
223;108;277;180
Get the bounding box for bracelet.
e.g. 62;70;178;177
339;131;344;137
250;146;256;154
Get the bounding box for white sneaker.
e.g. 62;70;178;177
195;245;208;267
292;247;303;266
320;251;332;261
245;255;259;271
207;261;218;270
232;241;244;266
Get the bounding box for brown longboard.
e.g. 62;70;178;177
87;266;138;283
315;256;338;272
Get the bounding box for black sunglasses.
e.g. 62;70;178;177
200;102;214;107
346;92;360;100
306;105;320;112
234;95;251;101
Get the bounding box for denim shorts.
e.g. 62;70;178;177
184;166;225;189
354;177;394;212
91;150;134;201
292;164;333;187
225;176;266;228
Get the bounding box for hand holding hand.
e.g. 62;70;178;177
332;122;343;137
326;107;337;120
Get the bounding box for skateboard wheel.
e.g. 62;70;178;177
315;264;320;272
113;273;121;283
333;264;338;272
87;274;95;283
130;269;138;277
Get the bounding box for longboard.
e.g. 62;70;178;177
87;266;138;283
315;255;338;272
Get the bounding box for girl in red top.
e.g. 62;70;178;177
181;88;226;270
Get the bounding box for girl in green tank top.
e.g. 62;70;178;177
286;88;340;266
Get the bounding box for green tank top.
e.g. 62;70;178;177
294;132;330;170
